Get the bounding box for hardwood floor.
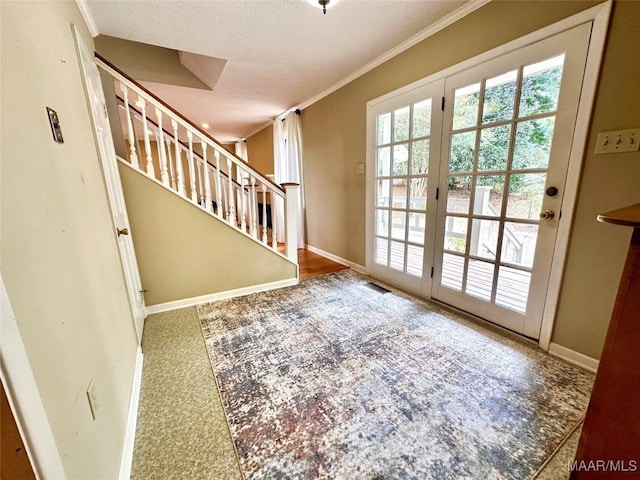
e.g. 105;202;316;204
297;249;349;280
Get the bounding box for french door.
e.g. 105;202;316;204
367;23;591;339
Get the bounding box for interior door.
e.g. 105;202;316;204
368;80;443;296
432;24;591;338
75;29;146;343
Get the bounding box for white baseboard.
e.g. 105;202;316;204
145;277;299;315
305;245;368;275
118;346;144;480
548;342;599;373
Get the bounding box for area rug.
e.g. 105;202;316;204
197;270;594;479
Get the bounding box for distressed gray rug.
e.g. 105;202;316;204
197;270;593;479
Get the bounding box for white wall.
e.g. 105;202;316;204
1;1;139;478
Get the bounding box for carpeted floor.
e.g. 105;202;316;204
197;270;594;480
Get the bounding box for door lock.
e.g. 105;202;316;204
117;227;129;237
539;209;555;221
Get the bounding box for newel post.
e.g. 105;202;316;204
282;183;299;263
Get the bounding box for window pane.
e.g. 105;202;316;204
389;241;405;271
376;179;390;207
412;99;432;138
377;112;391;145
407;245;424;277
513;118;555;170
506;173;546;220
470;219;499;260
502;222;538;268
495;266;531;313
394;106;410;142
375;237;388;265
408;213;426;245
444;216;467;253
474;176;505;216
391;210;406;240
478;125;511;171
377;147;390;176
411;140;429;175
449;131;475;173
519;54;564;117
409;178;428;212
465;259;494;301
375;209;389;237
392;178;407;209
441;253;464;291
392;144;409;176
453;83;480;130
482;70;517;124
447;176;472;214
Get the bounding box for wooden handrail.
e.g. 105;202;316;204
95;52;283;194
115;95;253;192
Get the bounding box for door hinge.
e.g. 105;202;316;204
441;97;445;111
103;103;109;118
435;187;439;200
140;289;148;301
430;266;434;278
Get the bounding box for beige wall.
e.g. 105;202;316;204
301;0;640;359
119;163;297;306
247;123;275;177
1;2;139;478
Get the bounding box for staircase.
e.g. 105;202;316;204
95;53;299;266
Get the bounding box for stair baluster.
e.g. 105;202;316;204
120;84;139;168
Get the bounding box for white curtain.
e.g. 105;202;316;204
273;111;305;247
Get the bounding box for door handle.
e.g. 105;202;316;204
117;227;129;237
539;209;555;221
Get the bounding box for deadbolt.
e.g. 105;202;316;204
117;227;129;237
539;209;555;221
545;186;559;197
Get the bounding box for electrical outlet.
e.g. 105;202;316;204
356;163;365;174
595;128;640;154
86;380;98;420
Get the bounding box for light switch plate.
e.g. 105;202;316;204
595;128;640;154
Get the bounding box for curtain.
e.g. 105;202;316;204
273;111;305;247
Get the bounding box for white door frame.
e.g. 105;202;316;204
73;27;146;343
366;1;612;350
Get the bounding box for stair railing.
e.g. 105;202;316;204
95;53;299;263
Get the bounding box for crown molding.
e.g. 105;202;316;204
75;0;99;37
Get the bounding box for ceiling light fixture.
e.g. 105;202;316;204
306;0;340;15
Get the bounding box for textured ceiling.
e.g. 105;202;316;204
85;0;471;142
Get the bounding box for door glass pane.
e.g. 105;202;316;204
391;211;406;240
442;253;464;291
377;147;390;176
411;140;429;175
394;106;410;142
466;259;494;301
482;70;517;124
389;241;405;271
495;266;531;313
506;173;546;219
407;245;424;277
392;178;407;208
409;178;428;211
513;118;555;170
519;54;564;117
375;209;389;237
377;113;391;145
408;213;426;244
470;219;499;260
412;99;432;138
449;131;475;173
376;179;390;207
453;83;480;130
478;125;511;171
447;176;472;214
502;222;538;268
375;238;388;265
474;175;504;216
393;144;409;175
444;216;467;253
